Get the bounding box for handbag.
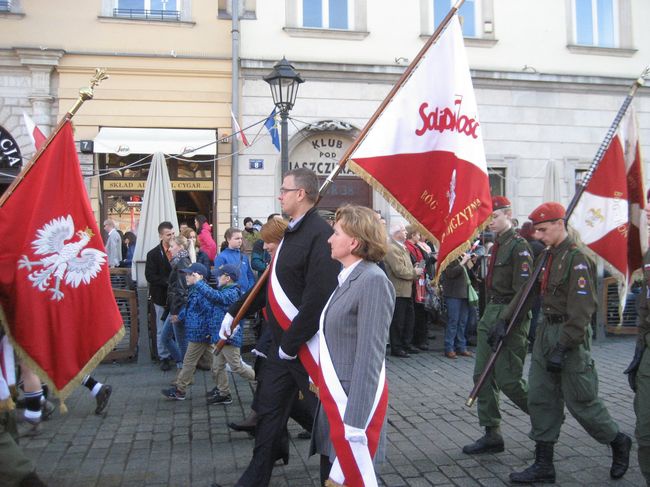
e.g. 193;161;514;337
463;266;479;307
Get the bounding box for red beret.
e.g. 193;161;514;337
529;202;566;225
491;195;511;211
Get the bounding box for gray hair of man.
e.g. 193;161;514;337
389;220;406;236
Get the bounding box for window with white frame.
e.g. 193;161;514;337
114;0;181;21
433;0;479;37
300;0;353;30
488;167;506;196
573;0;618;47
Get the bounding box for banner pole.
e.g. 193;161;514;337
466;67;649;407
0;68;109;208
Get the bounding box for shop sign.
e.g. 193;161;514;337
289;132;355;177
103;180;213;191
0;126;22;168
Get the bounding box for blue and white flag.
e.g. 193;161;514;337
265;109;280;152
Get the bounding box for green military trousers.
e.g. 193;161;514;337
0;411;36;487
528;320;618;444
635;334;650;485
473;303;530;427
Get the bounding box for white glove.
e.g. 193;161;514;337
219;313;234;340
278;346;297;361
344;423;367;446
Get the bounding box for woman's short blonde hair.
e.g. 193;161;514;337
172;235;189;250
335;204;388;262
260;217;288;244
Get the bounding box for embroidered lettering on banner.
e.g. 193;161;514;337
415;96;480;139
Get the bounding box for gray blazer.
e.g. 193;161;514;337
311;260;396;463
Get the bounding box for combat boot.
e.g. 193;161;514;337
510;441;556;484
462;426;505;454
609;431;632;479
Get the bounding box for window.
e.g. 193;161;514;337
301;0;352;30
434;0;479;37
573;0;618;47
114;0;181;21
0;1;11;12
488;167;506;196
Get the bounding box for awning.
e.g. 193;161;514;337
94;127;217;156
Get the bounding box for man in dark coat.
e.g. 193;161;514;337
145;221;174;370
220;168;339;487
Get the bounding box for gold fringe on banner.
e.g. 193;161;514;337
0;304;125;412
348;159;490;282
324;479;347;487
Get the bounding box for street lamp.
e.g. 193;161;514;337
264;57;304;175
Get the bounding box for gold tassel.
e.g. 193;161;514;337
309;382;320;399
324;479;346;487
0;397;15;412
59;400;68;414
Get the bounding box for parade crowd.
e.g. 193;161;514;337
2;167;649;487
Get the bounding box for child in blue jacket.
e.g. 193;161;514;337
161;263;253;401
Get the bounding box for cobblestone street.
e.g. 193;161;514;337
20;332;644;486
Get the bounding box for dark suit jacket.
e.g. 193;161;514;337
441;259;468;299
145;242;172;306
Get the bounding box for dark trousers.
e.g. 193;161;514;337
236;344;318;487
320;455;333;486
389;297;414;353
412;301;428;347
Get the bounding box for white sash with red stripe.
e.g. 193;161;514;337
268;241;388;486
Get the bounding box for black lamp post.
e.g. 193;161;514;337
263;57;304;175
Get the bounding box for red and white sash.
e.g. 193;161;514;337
268;241;388;486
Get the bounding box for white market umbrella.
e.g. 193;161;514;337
131;152;179;285
543;159;563;203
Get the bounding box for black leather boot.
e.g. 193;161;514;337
462;426;505;454
510;441;556;484
227;410;258;433
609;432;632;479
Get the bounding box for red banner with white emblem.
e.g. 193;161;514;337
0;121;124;401
348;16;492;278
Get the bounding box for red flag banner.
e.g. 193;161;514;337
22;112;47;151
348;16;491;278
0;121;124;401
570;108;647;299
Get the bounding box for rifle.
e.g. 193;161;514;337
466;67;649;407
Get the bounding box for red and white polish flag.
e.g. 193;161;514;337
231;111;249;147
570;108;647;302
348;16;492;278
22;112;47;151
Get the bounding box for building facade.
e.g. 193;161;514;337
234;0;650;225
0;0;235;241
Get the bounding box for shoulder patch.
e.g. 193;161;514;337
518;250;531;257
521;262;530;273
574;263;588;271
577;276;587;289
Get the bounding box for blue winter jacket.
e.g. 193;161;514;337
178;281;242;344
214;248;256;293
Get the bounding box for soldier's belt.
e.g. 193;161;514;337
545;314;568;325
488;295;512;305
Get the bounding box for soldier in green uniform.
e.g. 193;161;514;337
463;196;532;455
626;241;650;484
503;202;631;484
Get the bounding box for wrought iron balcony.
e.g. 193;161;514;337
113;8;180;21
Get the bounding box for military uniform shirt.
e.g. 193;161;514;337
488;227;533;298
541;237;597;348
636;250;650;346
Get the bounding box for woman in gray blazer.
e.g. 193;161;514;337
311;205;396;487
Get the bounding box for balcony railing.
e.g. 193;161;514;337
113;8;180;21
0;1;12;12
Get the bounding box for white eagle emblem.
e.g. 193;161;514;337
17;215;107;301
447;169;457;214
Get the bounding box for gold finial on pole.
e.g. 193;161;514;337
68;68;109;117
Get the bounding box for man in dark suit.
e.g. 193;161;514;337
221;168;339;487
145;221;174;370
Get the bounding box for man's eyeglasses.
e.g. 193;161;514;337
279;187;302;195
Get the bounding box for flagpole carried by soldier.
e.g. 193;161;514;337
462;196;532;455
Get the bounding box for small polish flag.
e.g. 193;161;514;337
22;112;47;150
231;111;249;147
